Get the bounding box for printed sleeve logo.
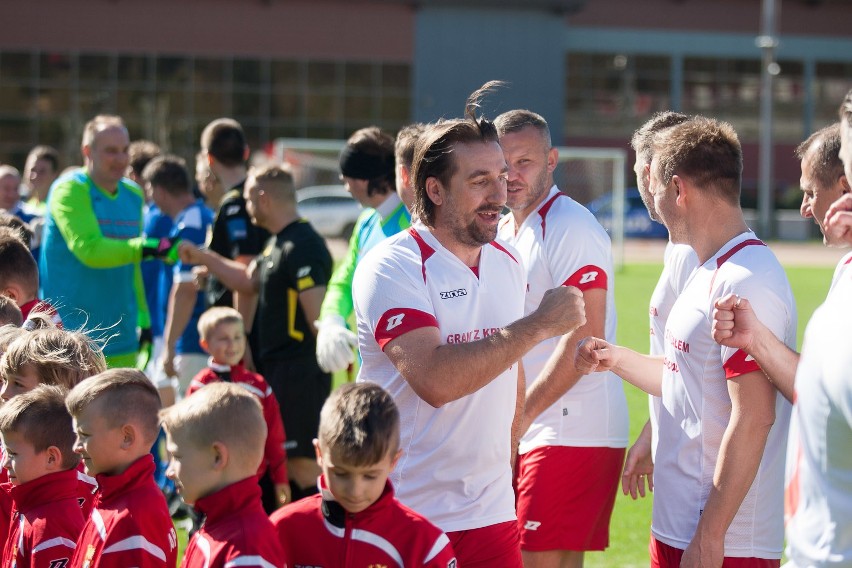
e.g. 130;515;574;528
524;520;542;531
439;288;467;299
385;313;405;331
48;560;69;568
297;266;312;278
578;271;598;285
448;561;457;568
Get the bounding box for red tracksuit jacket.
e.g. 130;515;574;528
2;468;84;568
270;478;457;568
187;363;288;484
70;455;177;568
181;477;284;568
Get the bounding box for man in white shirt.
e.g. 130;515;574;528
494;109;628;568
576;117;795;567
352;82;586;568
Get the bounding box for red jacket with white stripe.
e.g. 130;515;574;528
70;455;177;568
2;468;84;568
187;363;288;484
270;478;456;568
181;477;284;568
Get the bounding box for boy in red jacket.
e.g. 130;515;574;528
270;383;457;567
0;385;84;567
187;307;290;507
161;381;284;568
65;369;177;568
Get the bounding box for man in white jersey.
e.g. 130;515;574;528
712;122;850;403
493;109;627;568
352;83;586;568
576;117;795;567
823;88;852;247
621;111;696;502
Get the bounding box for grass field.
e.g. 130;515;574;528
583;262;832;567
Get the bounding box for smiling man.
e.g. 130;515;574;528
352;83;587;567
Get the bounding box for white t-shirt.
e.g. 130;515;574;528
827;250;852;298
352;222;526;533
647;242;698;459
652;232;796;558
498;186;627;452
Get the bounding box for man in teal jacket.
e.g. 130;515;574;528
39;115;178;368
314;124;423;373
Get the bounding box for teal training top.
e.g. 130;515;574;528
319;193;411;320
39;169;148;358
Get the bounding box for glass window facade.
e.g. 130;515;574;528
0;50;411;171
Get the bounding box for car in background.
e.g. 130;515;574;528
586;187;669;239
297;185;362;240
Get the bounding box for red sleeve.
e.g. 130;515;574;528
374;308;439;350
31;538;77;568
562;264;608;291
723;349;762;380
263;386;289;485
423;533;457;568
185;369;214;397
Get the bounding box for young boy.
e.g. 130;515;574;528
160;382;285;568
0;233;61;327
0;295;22;327
65;368;177;568
0;385;85;567
188;307;290;507
270;382;457;567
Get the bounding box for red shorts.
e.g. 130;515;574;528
649;536;780;568
515;445;624;552
447;520;522;568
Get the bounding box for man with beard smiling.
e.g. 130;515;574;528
352;83;587;567
495;110;628;568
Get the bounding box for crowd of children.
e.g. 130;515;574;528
0;292;457;567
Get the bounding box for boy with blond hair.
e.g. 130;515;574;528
66;369;177;568
271;382;457;567
187;307;289;507
0;385;85;567
161;382;285;567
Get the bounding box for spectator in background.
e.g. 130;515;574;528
0;166;36;226
22;145;60;215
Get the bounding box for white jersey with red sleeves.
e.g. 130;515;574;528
784;293;852;567
652;231;796;558
647;242;698;459
497;186;627;451
352;222;526;533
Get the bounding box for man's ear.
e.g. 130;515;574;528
399;164;412;189
425;177;444;207
839;175;851;195
546;146;559;174
81;144;91;160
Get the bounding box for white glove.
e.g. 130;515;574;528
315;315;357;373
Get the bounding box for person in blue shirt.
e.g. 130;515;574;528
142;155;213;405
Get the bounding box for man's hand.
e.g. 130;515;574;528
192;265;209;291
824;193;852;248
160;344;177;379
178;241;204;265
711;294;761;352
141;237;182;264
622;421;654;499
528;285;586;339
315;315;357;373
681;531;724;568
574;336;618;374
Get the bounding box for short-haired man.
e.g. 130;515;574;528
39;115;179;368
393;122;426;211
143;155;213;402
622;111;696;501
494;109;627;568
315;126;411;374
577;117;795;567
824;88;852;246
179;164;332;502
200;118;269;363
22;145;59;215
352;83;586;567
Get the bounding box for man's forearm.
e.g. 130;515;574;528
511;361;526;467
196;249;255;294
611;347;665;396
747;326;798;402
164;283;196;352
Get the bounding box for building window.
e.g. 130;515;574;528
814;62;852;129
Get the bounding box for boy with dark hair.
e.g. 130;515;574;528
161;382;285;568
0;385;85;567
65;368;177;567
271;382;457;567
188;306;290;508
0;233;61;327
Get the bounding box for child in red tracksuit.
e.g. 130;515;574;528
161;381;284;568
187;307;290;506
270;383;457;567
0;327;106;545
65;369;177;568
0;385;84;568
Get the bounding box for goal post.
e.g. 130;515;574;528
268;138;628;268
